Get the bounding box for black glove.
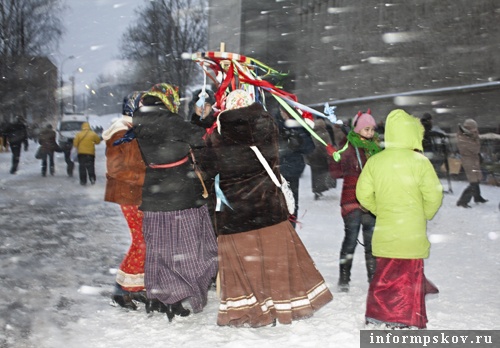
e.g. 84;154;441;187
24;144;28;151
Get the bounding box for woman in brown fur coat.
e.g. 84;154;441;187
103;91;147;309
204;89;333;327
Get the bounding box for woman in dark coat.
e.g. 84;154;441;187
205;89;333;328
132;83;218;321
38;124;59;176
305;117;337;199
275;107;315;225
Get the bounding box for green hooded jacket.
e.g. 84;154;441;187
356;109;443;259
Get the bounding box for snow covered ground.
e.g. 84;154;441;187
1;114;499;348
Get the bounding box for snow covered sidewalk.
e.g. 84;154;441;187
0;114;499;348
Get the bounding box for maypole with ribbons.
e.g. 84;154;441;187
186;45;341;157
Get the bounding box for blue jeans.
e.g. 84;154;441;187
340;208;375;260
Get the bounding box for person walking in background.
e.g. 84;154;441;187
329;110;382;292
420;112;449;177
103;91;147;310
73;122;101;185
3;116;29;174
132;83;218;322
38;124;60;177
356;109;443;329
59;138;75;177
275;106;315;226
305;116;337;200
204;89;333;328
0;121;8;152
456;118;488;207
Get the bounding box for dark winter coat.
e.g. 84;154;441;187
38;127;59;155
305;118;332;168
276;117;315;179
3;121;28;147
133;104;208;212
102;119;146;206
205;103;289;235
190;112;216;130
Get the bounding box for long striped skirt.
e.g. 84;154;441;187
365;258;439;329
115;205;146;292
217;220;333;327
142;205;218;313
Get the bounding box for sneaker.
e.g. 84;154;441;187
90;179;96;185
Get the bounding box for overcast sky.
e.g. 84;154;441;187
56;0;146;93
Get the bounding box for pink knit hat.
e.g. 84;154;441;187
353;109;376;133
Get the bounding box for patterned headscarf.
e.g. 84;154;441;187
143;83;180;114
122;91;145;117
216;89;254;134
222;89;253;111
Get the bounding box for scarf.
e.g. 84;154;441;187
333;130;382;163
346;130;382;158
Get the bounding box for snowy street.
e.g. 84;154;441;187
1;114;499;348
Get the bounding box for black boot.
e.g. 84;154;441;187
338;257;352;292
145;299;161;313
165;301;190;322
456;184;473;208
131;291;148;304
365;254;377;283
472;183;488;203
112;293;137;310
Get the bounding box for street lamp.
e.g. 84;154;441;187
71;67;83;113
59;55;75;119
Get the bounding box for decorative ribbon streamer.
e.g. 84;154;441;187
215;174;233;211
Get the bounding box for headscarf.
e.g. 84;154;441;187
122;91;145;117
142;83;180;114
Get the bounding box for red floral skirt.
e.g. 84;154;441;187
115;205;146;292
365;258;438;329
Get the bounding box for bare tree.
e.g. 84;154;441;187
120;0;208;94
0;0;64;122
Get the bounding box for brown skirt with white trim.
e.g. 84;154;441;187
217;220;333;327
